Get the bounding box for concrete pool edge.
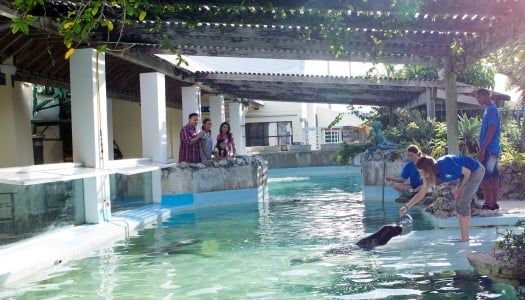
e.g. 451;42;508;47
0;188;261;288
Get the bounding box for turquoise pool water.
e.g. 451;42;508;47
1;167;524;299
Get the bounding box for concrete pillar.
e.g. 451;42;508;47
229;101;245;155
181;86;201;125
0;58;33;167
425;87;436;120
70;48;110;223
107;98;114;160
140;72;167;163
306;103;318;150
140;72;166;203
209;95;225;135
444;56;459;154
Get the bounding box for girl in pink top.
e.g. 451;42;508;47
216;121;236;157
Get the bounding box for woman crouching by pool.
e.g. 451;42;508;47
400;155;485;241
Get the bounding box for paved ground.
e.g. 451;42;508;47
426;199;525;228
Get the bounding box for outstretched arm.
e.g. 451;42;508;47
385;176;405;183
399;183;427;214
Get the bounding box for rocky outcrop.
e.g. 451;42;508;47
422;182;502;218
467;249;525;285
161;155;268;194
499;161;525;199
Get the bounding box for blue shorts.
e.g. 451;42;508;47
481;151;499;180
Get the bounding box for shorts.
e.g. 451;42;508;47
481;151;499;180
455;165;485;216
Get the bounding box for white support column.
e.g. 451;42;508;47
426;88;436;120
107;98;114;160
181;86;201;125
70;48;110;223
209;95;225;134
140;72;167;203
444;55;459;154
140;72;167;163
229;101;246;155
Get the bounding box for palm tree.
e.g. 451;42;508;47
458;114;481;155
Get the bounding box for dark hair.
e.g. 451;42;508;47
219;122;233;143
188;112;198;119
202;118;211;130
407;144;421;156
219;122;231;135
215;138;227;157
476;88;490;97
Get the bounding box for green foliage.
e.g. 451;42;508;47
404;65;439;80
334;142;371;165
456;60;496;90
458;113;481;155
11;0;151;53
495;220;525;264
380;108;447;157
11;14;36;34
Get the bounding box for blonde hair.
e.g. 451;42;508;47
415;155;437;185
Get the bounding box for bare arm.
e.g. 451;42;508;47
189;131;205;145
477;124;495;161
385;176;406;183
453;167;471;200
399;183;427;214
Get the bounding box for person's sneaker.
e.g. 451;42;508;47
482;203;500;210
402;190;417;198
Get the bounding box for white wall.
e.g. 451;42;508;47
0;75;34;167
245;101;363;145
112;98;183;161
246;101;304;143
316;106;362;128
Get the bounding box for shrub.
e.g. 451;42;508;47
495;220;525;264
334;142;371;165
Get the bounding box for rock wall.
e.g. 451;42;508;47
256;150;339;169
499;162;525;200
361;150;405;186
161;156;268;194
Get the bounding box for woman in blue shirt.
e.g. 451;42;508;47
386;144;423;197
399;155;485;241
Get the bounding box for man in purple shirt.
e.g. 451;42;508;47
179;113;206;163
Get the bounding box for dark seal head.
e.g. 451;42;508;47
355;225;402;250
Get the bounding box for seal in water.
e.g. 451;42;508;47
290;225;403;265
354;225;403;250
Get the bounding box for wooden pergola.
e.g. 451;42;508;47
1;0;524;151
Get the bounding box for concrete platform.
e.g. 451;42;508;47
423;200;525;228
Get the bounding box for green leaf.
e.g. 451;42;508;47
139;10;147;21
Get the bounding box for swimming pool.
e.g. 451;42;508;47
1;167;524;299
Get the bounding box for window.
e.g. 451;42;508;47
246;121;292;146
322;127;342;144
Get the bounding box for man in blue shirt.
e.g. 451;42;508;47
476;88;501;210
